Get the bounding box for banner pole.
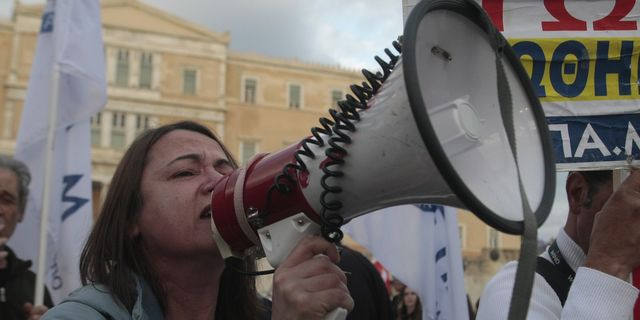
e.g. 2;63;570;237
34;63;60;307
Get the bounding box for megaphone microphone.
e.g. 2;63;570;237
211;0;555;318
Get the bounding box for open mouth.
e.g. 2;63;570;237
200;205;212;219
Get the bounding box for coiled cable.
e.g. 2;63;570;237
318;39;402;242
263;39;403;243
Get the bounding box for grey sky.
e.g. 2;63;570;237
1;0;404;70
147;0;404;70
0;0;567;240
540;172;568;241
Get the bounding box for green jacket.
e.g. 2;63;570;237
41;275;162;320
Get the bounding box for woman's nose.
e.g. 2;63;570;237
202;170;224;194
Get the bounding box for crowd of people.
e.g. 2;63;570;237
3;121;640;319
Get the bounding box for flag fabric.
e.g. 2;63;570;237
344;204;469;320
8;0;106;303
401;0;419;24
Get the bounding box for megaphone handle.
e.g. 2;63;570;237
326;307;348;320
256;216;349;320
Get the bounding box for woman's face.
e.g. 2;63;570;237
133;130;234;260
403;289;418;310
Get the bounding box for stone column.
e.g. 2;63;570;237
101;111;113;147
2;101;15;139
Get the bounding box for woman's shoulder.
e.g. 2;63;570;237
42;284;131;320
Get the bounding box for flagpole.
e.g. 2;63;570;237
34;63;61;306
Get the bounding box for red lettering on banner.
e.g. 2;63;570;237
593;0;637;30
483;0;637;32
482;0;504;31
541;0;588;31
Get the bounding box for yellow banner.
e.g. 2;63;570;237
509;38;640;102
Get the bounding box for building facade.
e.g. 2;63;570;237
0;0;519;306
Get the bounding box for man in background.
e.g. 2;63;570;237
477;170;640;319
0;155;53;320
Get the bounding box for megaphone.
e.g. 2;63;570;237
211;0;555;268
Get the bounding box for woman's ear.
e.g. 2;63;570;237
566;172;589;214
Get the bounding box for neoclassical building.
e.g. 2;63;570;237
0;0;519;304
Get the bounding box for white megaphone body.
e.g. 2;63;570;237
211;0;554;274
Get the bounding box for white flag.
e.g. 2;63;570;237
402;0;420;24
9;0;106;304
344;204;469;320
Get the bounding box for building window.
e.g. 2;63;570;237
111;112;126;149
115;49;130;87
239;140;258;165
183;68;197;95
331;90;343;107
135;114;150;136
90;112;102;147
139;52;153;89
244;78;257;104
288;84;301;109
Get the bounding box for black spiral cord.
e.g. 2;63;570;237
259;39;403;243
231;40;403;277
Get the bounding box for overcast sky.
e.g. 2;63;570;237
0;0;567;240
146;0;406;70
1;0;405;70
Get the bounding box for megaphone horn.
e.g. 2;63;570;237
211;0;555;267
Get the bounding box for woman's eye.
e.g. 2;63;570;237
173;170;196;178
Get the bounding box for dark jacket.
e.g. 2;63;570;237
0;246;53;320
338;245;393;320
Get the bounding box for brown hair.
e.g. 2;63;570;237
80;121;263;318
395;287;422;320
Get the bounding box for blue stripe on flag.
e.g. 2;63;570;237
61;174;89;221
40;11;54;33
435;247;446;261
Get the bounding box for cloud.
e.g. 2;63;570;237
145;0;402;70
1;0;403;70
0;2;13;20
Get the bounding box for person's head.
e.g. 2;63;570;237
402;288;418;311
397;286;422;318
80;121;260;318
565;170;613;254
391;277;406;294
0;155;30;240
